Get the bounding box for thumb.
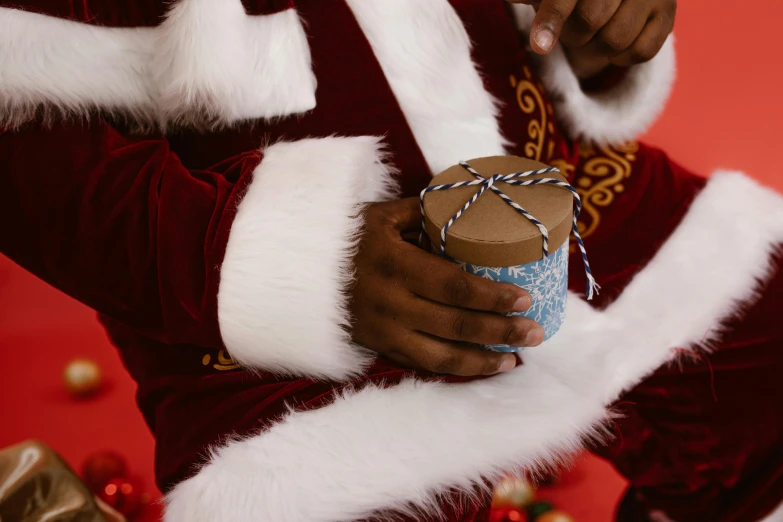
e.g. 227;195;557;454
529;0;576;54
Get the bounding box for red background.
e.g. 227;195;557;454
2;1;781;520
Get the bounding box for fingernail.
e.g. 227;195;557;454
512;296;531;312
534;29;555;52
498;356;517;373
525;328;545;346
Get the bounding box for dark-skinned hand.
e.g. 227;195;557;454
349;198;545;377
508;0;676;78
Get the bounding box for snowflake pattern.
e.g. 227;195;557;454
461;242;569;352
470;266;503;280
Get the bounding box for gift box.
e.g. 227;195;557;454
0;440;120;522
421;156;598;351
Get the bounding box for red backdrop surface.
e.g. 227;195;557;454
1;1;781;520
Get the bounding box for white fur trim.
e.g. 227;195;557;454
155;1;315;125
344;0;510;175
217;136;398;381
509;4;676;145
760;499;783;522
0;2;316;127
166;172;783;521
0;8;157;126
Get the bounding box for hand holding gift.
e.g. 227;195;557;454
349;199;544;377
421;156;598;351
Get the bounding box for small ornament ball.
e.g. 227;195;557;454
489;508;531;522
501;508;529;522
490;508;530;522
98;477;142;517
537;510;575;522
492;476;535;508
82;451;129;493
63;358;102;397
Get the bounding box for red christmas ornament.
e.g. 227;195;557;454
506;509;529;522
98;477;142;518
81;451;129;493
490;507;530;522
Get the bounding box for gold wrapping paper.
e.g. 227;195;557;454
0;440;112;522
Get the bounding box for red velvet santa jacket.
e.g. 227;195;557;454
2;2;783;522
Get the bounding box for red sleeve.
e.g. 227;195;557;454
0;119;261;348
2;123;393;380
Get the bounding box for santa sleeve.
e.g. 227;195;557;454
0;120;396;380
509;4;676;145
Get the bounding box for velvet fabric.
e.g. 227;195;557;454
598;247;783;522
0;120;261;350
1;1;783;521
4;0;293;25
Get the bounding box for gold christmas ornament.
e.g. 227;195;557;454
63;358;102;397
537;510;575;522
491;476;535;508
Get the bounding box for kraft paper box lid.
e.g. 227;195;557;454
422;156;573;267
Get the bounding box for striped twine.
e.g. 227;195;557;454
420;161;600;300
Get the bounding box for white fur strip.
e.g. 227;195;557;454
155;1;316;125
509;4;676;146
217;136;397;381
0;2;316;127
344;0;509;175
167;172;783;522
0;8;157;126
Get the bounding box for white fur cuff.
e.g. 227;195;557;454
0;2;316;128
217;137;397;380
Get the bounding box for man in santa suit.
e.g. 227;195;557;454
1;0;782;520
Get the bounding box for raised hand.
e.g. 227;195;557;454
509;0;676;76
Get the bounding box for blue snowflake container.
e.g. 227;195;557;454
422;156;574;352
457;242;568;351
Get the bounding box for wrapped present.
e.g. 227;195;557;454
421;156;598;350
0;440;124;522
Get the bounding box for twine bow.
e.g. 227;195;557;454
420;161;600;300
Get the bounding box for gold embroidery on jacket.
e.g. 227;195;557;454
574;142;639;240
509;68;547;162
202;349;240;371
509;66;637;251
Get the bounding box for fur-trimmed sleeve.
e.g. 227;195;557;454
0;121;396;380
